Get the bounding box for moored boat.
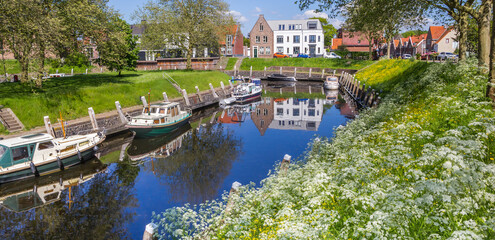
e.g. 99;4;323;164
220;82;262;106
324;76;339;90
0;132;105;184
126;102;192;138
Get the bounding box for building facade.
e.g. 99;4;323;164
269;98;323;131
267;19;325;57
249;15;274;58
219;25;244;57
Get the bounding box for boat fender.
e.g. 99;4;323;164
57;157;64;170
93;145;99;152
30;162;40;177
77;150;83;162
59;177;63;186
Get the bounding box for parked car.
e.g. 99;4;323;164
297;53;310;58
421;51;437;60
402;54;412;59
438;52;457;60
273;52;289;58
323;52;342;59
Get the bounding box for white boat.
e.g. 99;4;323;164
220;82;262;106
0;132;105;184
324;76;339;90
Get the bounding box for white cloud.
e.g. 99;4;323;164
227;10;248;23
293;10;329;20
328;19;344;28
255;7;262;13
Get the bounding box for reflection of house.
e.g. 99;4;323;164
251;97;275;136
269;98;323;131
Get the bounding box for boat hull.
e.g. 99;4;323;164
235;91;262;104
324;83;339;90
0;147;96;184
128;115;191;138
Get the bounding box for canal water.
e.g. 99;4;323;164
0;87;357;239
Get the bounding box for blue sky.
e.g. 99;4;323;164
107;0;345;35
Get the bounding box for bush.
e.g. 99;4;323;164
65;52;90;67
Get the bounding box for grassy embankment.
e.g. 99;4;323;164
0;59;93;75
225;58;238;71
0;70;230;133
153;59;495;239
240;58;374;71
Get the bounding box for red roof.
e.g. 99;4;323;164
429;26;446;40
219;25;239;45
393;40;400;48
401;38;409;46
411;34;427;45
331;38;342;50
345;46;370;52
434;27;454;44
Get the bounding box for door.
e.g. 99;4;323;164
254;47;258;58
309;45;316;57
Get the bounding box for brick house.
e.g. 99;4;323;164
411;33;428;55
249;15;274;58
219;25;244;57
251;97;274;136
426;26;458;53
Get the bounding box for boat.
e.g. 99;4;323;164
126;102;192;138
267;74;297;81
324;76;339;90
0;132;105;184
220;82;262;106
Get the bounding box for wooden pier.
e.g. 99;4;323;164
338;72;381;109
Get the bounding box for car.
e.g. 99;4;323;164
438;52;457;60
421;51;437;60
323;52;342;59
273;52;289;58
297;53;310;58
402;54;412;59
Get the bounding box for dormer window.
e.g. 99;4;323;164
308;21;317;30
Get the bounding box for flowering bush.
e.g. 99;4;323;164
153;59;495;239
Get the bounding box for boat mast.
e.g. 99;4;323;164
148;89;151;116
59;111;66;138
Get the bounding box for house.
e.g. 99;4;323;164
251;97;275;136
269;98;323;131
219;25;244;57
249;15;274;58
426;26;458;53
249;15;325;58
411;33;428;55
339;30;374;52
330;38;342;50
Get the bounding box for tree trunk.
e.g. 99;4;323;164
477;0;492;68
186;46;192;70
387;38;391;59
368;43;373;61
20;57;30;83
37;42;45;87
458;12;468;61
487;0;495;103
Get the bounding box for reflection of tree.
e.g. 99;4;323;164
115;155;140;187
0;167;138;240
145;124;242;204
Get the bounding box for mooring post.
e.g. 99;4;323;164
140;96;148;107
234;65;237;76
163;92;169;102
56;69;58;74
44;116;55;137
210;111;218;124
71;69;74;76
142;223;157;240
321;86;324;94
309;85;312;94
281;154;291;174
250;66;253;78
229;79;234;88
195;86;203;102
280;88;282;94
159;66;162;71
321;69;325;79
225;181;242;213
88;107;98;130
100;68;103;73
333;70;336;75
264;66;266;77
309;68;312;78
182;89;191;106
294;85;297;94
209;83;219;98
294;67;297;77
85;69;88;75
115;101;128;124
220;81;226;96
279;67;282;75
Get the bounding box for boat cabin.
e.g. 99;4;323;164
0;133;55;169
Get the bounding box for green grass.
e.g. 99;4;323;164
240;58;374;71
0;70;230;131
225;58;238;70
0;59;93;75
0;60;22;75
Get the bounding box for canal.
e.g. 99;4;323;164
0;86;357;239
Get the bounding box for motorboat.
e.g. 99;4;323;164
324;76;339;90
0;132;105;184
220;82;262;106
126;102;192;138
267;74;297;81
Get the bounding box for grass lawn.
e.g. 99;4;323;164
0;59;22;75
0;59;93;75
225;58;238;70
240;58;374;71
0;70;230;131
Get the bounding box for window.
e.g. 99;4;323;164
263;36;268;43
308;109;315;116
293;99;299;105
256;109;260;115
293;47;300;54
266;47;271;55
287;109;289;114
318;47;320;54
12;146;29;161
0;145;8;162
309;35;316;43
446;38;449;43
277;47;283;53
259;23;263;31
287;36;290;42
255;36;260;43
308;21;317;29
261;120;264;127
260;47;265;55
279;25;282;30
318;36;321;42
357;40;361;44
293;35;300;43
282;25;285;30
277;35;283;44
264;109;268;115
287;48;289;54
277;108;283;116
38;141;54;150
226;35;233;45
293;109;300;116
305;36;307;42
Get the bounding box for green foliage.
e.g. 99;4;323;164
240;58;373;71
401;30;427;38
243;37;250;47
310;17;337;47
0;60;22;75
225;58;237;70
65;52;90;67
0;71;229;130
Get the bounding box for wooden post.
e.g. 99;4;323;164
333;70;336;75
280;88;282;94
209;83;219;98
264;66;266;77
44;116;55;137
142;223;157;240
210;111;218;124
85;69;88;75
115;101;128;124
163;92;169;102
294;85;297;94
220;81;226;95
140;96;148;107
321;86;324;94
321;69;325;78
309;85;312;94
281;154;291;174
229;79;233;88
195;86;203;101
250;66;253;78
294;67;297;77
309;68;312;78
279;67;282;75
71;69;73;75
88;107;98;131
182;89;191;106
234;65;237;76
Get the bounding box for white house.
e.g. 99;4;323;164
267;19;325;57
269;98;323;131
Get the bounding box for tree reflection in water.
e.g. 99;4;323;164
0;164;138;240
144;123;242;204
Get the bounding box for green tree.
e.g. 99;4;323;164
243;37;250;47
401;30;428;38
488;1;494;103
97;14;138;76
310;17;337;47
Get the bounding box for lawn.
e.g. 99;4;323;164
0;70;230;131
0;59;93;75
240;58;374;71
0;59;22;75
225;58;238;70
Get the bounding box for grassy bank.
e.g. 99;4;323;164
0;59;93;75
153;59;495;239
240;58;373;71
0;70;230;131
225;58;238;70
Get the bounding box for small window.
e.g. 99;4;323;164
259;23;263;31
79;141;89;147
277;108;283;116
159;108;165;114
144;108;149;113
308;109;316;116
318;36;321;42
287;36;289;42
38;142;54;150
293;109;300;116
260;47;265;55
446;38;449;43
266;47;271;55
161;118;165;123
308;21;317;30
61;145;76;153
12;146;29;161
261;120;264;127
287;48;289;53
154;119;159;124
293;35;300;43
263;36;268;43
264;109;268;115
255;36;260;43
277;36;283;44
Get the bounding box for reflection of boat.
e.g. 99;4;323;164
126;102;192;138
267;74;297;81
0;132;105;184
266;82;296;88
218;100;261;124
220;82;262;106
274;98;288;102
0;159;106;212
324;90;339;105
324;76;339;90
126;124;192;162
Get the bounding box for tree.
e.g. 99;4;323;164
243;37;250;47
137;0;232;70
401;30;428;38
97;14;138;76
488;1;495;103
310;17;337;47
